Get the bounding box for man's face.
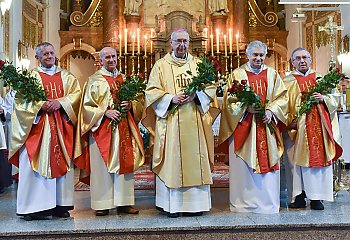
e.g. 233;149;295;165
37;45;55;68
292;50;311;73
171;32;189;58
100;48;117;72
247;47;266;69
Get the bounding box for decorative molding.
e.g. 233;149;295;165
22;0;44;49
70;0;102;27
248;0;278;27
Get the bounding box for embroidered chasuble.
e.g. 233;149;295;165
74;69;144;176
8;67;81;178
219;64;288;174
142;53;220;189
283;70;342;168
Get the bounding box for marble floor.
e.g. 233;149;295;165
0;183;350;239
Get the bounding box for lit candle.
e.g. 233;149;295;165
132;34;135;56
119;34;122;57
124;29;128;54
137;28;140;54
150;28;154;53
144;35;148;56
210;34;214;57
229;28;233;53
216;29;220;53
235;32;240;57
204;28;208;55
224;35;227;57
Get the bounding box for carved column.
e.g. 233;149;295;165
232;0;249;41
102;0;120;47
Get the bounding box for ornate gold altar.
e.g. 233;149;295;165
59;0;288;78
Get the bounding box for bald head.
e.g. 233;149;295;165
99;47;117;72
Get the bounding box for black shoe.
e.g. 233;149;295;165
23;214;50;221
289;191;307;209
156;206;165;212
167;212;180;218
95;209;109;216
53;211;70;218
182;212;203;217
310;200;324;210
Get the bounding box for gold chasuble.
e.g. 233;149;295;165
8;66;81;178
142;53;220;189
74;69;144;176
283;70;342;168
219;64;288;174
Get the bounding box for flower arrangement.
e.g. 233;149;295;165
109;72;146;130
228;79;275;133
297;67;344;117
0;60;47;102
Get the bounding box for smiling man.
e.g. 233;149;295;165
142;29;219;218
283;48;342;210
9;42;81;220
219;40;288;214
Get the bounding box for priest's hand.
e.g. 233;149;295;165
121;101;132;111
46;100;62;113
312;92;324;102
288;119;297;130
262;109;273;124
247;105;262;114
172;94;188;105
105;109;121;122
181;93;197;104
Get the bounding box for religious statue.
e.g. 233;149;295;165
208;0;228;15
124;0;143;16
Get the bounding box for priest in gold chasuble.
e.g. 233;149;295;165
8;42;81;220
74;47;144;216
142;29;219;217
219;41;288;214
283;48;342;210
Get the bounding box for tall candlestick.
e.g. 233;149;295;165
124;29;128;54
119;34;122;57
144;35;148;56
229;28;233;53
137;28;140;54
235;32;240;57
216;29;220;53
224;35;227;57
204;28;208;55
210;34;214;57
132;34;135;56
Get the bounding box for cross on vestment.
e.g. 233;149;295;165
318;15;344;68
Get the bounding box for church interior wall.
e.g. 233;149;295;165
69;54;96;88
340;5;350;76
285;4;302;64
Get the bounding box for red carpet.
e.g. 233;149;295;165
75;163;229;191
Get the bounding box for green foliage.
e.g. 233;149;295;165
228;80;275;134
297;68;343;117
0;60;47;103
109;73;146;131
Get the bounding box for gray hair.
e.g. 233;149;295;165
246;40;267;56
291;47;311;60
170;29;189;42
35;42;54;57
99;47;117;59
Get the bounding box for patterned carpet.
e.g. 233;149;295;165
74;163;229;191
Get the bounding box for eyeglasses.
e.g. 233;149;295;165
293;56;311;61
172;39;189;45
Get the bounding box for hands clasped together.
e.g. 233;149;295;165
246;105;273;124
41;100;61;113
172;93;196;105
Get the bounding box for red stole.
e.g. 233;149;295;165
233;69;279;173
92;75;135;174
294;73;341;167
25;72;73;178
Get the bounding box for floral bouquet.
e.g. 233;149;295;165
170;56;219;113
109;72;146;131
228;79;275;134
297;67;344;117
0;59;47;102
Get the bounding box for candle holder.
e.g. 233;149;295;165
235;54;241;67
229;53;234;72
137;53;141;75
143;54;148;81
223;56;229;73
150;52;154;69
130;55;136;74
118;55;124;73
124;53;129;75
